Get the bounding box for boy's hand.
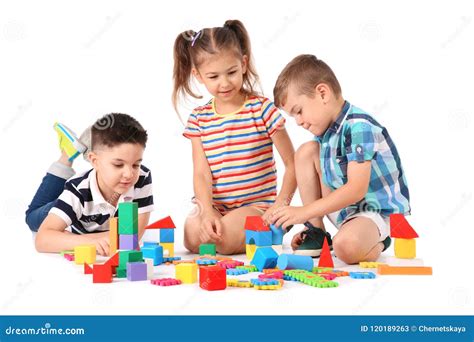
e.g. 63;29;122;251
90;231;110;256
271;205;309;229
199;210;223;243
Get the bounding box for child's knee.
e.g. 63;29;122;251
295;140;320;163
332;234;363;264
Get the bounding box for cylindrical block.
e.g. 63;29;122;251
277;254;313;271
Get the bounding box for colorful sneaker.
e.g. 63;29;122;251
294;222;333;258
53;122;86;161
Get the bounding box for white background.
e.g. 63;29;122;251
0;0;473;315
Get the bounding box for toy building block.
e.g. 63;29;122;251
160;229;175;243
144;258;154;278
63;254;74;261
74;245;96;265
377;264;433;275
218;260;244;269
109;217;118;256
163;256;181;263
104;252;119;275
251;278;282;290
141;244;163;266
246;244;257;260
118;202;138;235
116;267;127;278
84;263;93;274
127;262;148;281
199;265;227;291
258;271;284;280
226;268;249;276
199;243;216;256
251;247;278;271
277;254;313;271
175;263;198;284
160;242;174;257
196;259;217;266
145;216;176;229
150;278;182;286
93;264;113;283
390;213;418;259
269;224;285;245
236;265;258;272
119;250;143;268
318;237;334;268
245;216;272;246
359;261;385;268
349;271;376;279
60;250;74;256
227;279;253;288
119;233;138;250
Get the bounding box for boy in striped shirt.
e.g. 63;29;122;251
271;55;410;264
26;113;153;256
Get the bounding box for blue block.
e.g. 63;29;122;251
250;247;278;271
160;228;175;243
141;245;163;266
277;254;313;271
143;241;159;247
250;278;279;286
245;230;272;246
349;272;376;279
269;224;285;245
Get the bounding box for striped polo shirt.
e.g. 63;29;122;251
315;101;410;225
49;165;154;234
183;96;286;214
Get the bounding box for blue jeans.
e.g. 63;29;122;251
25;172;67;232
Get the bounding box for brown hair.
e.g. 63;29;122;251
273;54;341;108
172;19;261;113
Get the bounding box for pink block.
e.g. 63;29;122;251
150;278;182;286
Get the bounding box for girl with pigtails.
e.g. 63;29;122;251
173;19;296;255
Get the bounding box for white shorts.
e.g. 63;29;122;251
326;211;390;242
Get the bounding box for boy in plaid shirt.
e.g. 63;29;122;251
270;54;410;264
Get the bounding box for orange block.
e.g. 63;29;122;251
109;217;118;256
377;264;432;275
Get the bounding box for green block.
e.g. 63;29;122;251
119;250;143;268
199;243;216;256
118;202;138;234
116;267;127;278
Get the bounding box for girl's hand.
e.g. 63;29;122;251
199;210;223;243
90;231;110;256
262;203;281;225
271;205;309;229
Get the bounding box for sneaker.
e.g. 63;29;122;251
294;222;332;258
53;122;86;161
381;236;391;251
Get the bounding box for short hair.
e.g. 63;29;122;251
91;113;147;150
273;54;342;108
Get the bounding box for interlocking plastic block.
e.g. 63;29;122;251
251;278;279;286
84;263;93;274
377;264;433;275
93;264;113;283
269;224;285;245
163;256;181;263
277;254;313;271
199;243;216;256
118;202;138;235
349;271;376;279
359;262;385;268
262;268;280;274
119;233;138;250
236;265;258;272
60;250;74;256
218;260;244;269
160;228;175;243
74;245;96;265
332;270;350;277
141;244;163;266
258;271;284;280
254;283;282;290
175;263;198;284
226;268;249;276
245;230;272;247
227;279;253;288
127;262;148;281
64;253;74;261
312;267;333;273
251;247;278;271
109;217;118;256
196;259;217;265
116;267;127;278
285;270;339;288
199;265;227;291
150;278;182;286
318;273;337;280
394;238;416;259
318;237;334;268
246;243;257;260
119;250;143;268
160;242;174;257
145;216;176;229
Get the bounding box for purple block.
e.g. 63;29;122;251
119;234;138;250
126;262;147;281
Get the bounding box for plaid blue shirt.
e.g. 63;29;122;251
315;101;410;225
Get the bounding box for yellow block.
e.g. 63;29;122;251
175;263;198;284
394;238;416;259
160;242;174;257
109;217;118;256
246;244;256;260
74;245;96;265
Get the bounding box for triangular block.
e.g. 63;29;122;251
390;214;419;239
84;263;93;275
244;216;270;232
145;216;176;229
318;237;334;268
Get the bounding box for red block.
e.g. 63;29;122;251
92;264;113;283
244;216;270;231
390;214;419;239
84;263;93;275
318;237;334;268
199;266;226;291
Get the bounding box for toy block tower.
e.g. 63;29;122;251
118;202;139;250
245;216;272;260
390;214;419;259
145;216;176;257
